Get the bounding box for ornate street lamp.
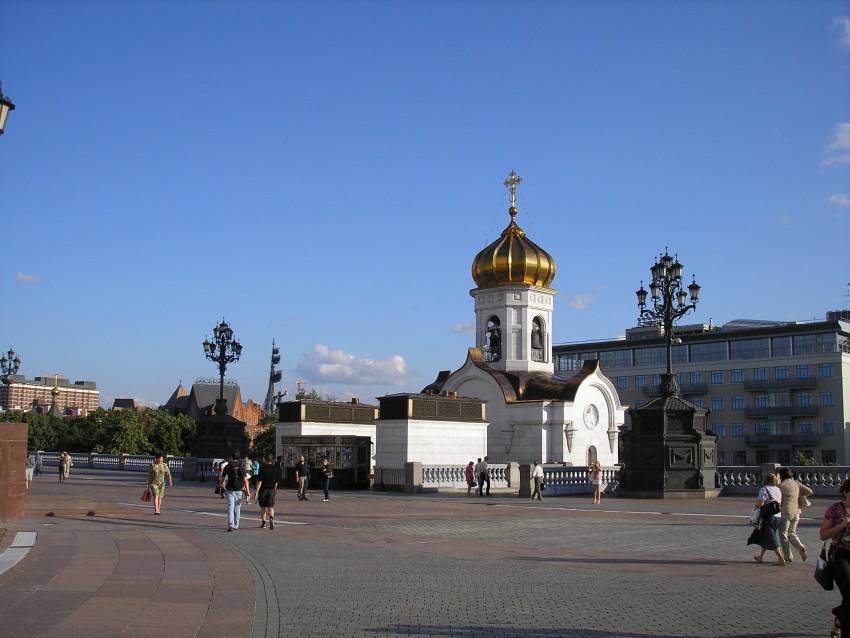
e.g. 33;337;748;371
0;82;16;136
0;347;21;384
202;319;242;415
636;249;700;397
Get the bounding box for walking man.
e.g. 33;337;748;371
254;453;282;529
480;456;491;497
473;458;483;496
220;450;248;532
295;455;310;501
531;461;544;500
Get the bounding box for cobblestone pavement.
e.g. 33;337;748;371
0;471;840;638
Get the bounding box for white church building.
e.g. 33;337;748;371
421;171;626;466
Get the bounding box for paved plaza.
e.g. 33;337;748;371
0;470;840;637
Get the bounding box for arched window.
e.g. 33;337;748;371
531;316;546;362
485;317;501;362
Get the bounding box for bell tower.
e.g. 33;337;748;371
470;171;557;375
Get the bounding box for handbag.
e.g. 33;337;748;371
749;507;762;528
141;488;151;503
214;484;222;495
799;494;811;508
471;480;477;488
760;495;780;517
540;481;546;491
815;541;837;590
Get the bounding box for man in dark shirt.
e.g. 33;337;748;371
295;455;310;501
254;453;282;529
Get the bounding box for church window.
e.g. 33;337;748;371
485;317;501;362
531;317;546;362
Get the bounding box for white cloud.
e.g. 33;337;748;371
451;322;475;334
774;214;792;224
823;122;850;166
295;344;407;386
15;272;42;284
828;193;850;207
569;294;594;310
832;16;850;49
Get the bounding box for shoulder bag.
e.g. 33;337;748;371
815;503;847;590
759;491;780;517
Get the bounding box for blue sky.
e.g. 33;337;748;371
2;1;848;409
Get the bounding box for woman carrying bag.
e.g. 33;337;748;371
820;478;850;638
748;473;785;565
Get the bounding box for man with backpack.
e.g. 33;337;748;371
219;450;249;532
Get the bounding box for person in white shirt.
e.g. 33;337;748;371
531;462;544;500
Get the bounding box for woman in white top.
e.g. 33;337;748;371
748;473;786;566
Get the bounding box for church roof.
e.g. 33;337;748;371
423;348;602;403
471;171;556;289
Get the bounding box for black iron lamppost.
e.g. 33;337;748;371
202;319;242;415
0;82;16;136
636;249;700;398
0;347;21;384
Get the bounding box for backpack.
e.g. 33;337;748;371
225;461;244;491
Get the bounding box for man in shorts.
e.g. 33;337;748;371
254;453;282;529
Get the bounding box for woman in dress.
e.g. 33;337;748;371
146;453;173;515
820;478;850;638
320;458;333;502
590;461;603;504
465;461;475;495
748;473;785;565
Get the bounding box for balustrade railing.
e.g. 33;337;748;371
717;466;850;495
542;465;619;495
38;452;185;475
421;464;509;488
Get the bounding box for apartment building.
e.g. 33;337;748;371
0;374;100;414
553;311;850;465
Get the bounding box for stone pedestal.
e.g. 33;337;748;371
191;413;248;459
0;422;28;521
620;396;720;499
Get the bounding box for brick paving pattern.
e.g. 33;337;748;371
0;470;838;637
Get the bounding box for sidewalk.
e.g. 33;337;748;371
0;470;841;637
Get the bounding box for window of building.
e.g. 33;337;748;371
796;364;811;379
718;450;726;465
555;354;582;373
730;338;770;360
635;347;664;368
755;395;768;408
690;371;703;384
733;450;747;464
821;420;837;435
767;391;790;407
756;450;769;464
755;422;770;435
673;344;687;364
732;423;745;437
713;424;725;437
634;375;646;388
711;396;724;411
732;396;745;410
797;393;812;407
600;349;632;369
652;374;661;386
774;366;789;380
820;392;836;407
822;450;837;464
711;370;724;384
677;373;684;385
798;421;813;435
776;449;791;465
772;336;792;357
794;334;834;356
617;376;629;390
819;363;834;378
754;368;768;381
731;369;744;383
773;420;791;436
690;342;728;362
691;397;704;408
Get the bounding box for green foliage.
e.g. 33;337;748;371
252;424;277;458
12;407;198;456
794;451;819;467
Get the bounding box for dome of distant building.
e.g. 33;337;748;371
471;204;556;289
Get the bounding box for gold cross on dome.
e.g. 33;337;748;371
503;170;522;211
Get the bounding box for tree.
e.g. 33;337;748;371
252;424;277;458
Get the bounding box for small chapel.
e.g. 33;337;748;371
421;171;626;466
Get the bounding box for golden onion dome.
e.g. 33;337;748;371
471;171;556;289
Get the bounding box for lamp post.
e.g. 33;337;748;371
636;249;700;398
202;319;242;415
0;347;21;384
0;82;16;136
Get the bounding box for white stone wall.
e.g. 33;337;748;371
375;418;488;468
